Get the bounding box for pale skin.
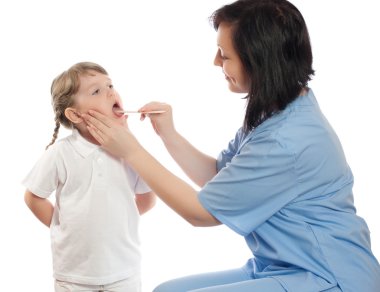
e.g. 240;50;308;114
25;71;156;227
24;191;54;227
80;22;251;227
83;107;220;227
81;23;309;228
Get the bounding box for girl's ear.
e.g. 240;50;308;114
64;107;83;124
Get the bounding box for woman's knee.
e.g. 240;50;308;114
153;281;177;292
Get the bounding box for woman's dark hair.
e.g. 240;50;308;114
210;0;314;131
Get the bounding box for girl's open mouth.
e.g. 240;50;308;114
112;102;124;117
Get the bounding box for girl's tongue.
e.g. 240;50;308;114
112;103;124;117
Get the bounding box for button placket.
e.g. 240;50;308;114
93;152;107;186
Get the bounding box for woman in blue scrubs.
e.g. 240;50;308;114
83;0;380;291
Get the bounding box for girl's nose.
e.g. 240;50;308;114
107;88;115;98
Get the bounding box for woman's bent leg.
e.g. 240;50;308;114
190;277;285;292
153;268;249;292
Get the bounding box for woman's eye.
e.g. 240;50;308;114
109;84;114;89
92;89;100;95
217;49;228;60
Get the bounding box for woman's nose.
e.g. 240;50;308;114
214;52;222;67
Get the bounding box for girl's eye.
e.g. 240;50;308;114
92;89;100;95
109;84;114;89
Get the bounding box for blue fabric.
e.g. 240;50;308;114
198;89;380;292
153;267;286;292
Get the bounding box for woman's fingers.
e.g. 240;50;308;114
139;102;170;113
82;111;111;134
86;125;105;145
88;110;113;128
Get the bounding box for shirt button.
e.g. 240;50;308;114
97;158;103;164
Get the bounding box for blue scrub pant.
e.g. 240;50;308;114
152;267;285;292
153;268;344;292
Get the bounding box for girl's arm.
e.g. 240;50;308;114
135;191;156;215
139;102;217;187
24;190;54;227
82;111;220;227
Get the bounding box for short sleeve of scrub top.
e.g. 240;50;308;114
198;127;300;236
198;91;380;291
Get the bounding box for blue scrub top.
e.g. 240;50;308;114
199;89;380;292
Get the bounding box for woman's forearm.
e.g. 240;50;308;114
82;110;219;226
161;130;217;187
127;143;220;227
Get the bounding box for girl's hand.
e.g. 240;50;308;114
82;110;140;160
139;102;176;141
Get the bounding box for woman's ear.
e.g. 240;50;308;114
64;107;83;124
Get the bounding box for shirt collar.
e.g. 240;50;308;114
68;129;100;158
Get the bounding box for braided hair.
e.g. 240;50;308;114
46;62;108;149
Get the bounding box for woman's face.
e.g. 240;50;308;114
214;22;250;93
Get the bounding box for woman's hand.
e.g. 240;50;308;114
140;101;218;187
82;109;220;227
139;102;176;142
82;111;140;160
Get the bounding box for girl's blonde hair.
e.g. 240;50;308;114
46;62;108;149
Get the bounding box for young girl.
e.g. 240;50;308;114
23;62;155;292
82;1;380;291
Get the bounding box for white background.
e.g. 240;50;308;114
1;1;379;291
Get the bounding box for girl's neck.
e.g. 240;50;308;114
75;126;100;146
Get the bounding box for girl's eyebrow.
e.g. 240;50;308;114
84;82;98;90
86;77;112;89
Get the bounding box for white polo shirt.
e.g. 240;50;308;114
23;129;151;285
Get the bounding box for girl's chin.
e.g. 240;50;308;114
115;116;126;125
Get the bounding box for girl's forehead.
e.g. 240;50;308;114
79;71;110;84
80;70;102;79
